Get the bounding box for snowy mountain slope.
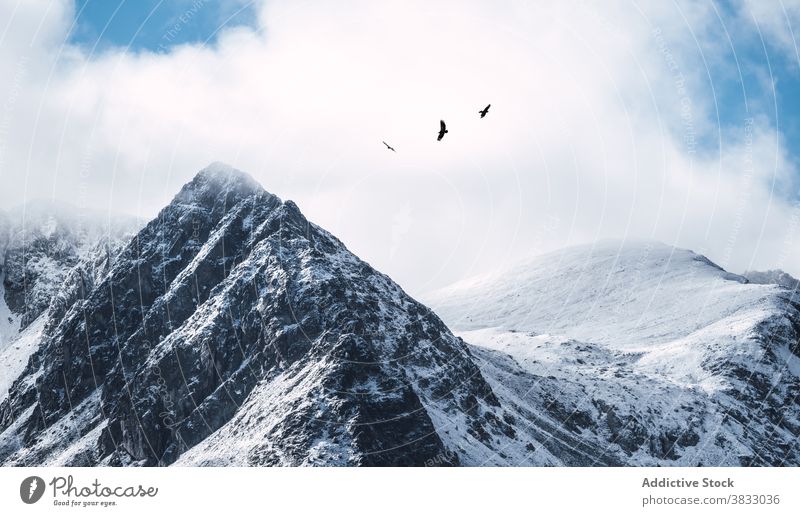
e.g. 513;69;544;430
0;315;45;401
1;163;551;467
425;241;800;465
427;241;767;348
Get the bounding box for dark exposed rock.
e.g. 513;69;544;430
0;200;138;331
0;164;506;466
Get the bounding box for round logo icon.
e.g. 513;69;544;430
20;476;45;504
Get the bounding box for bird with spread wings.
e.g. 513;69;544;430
437;120;448;141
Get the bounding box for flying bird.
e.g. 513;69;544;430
479;104;491;118
437;120;448;141
382;141;396;152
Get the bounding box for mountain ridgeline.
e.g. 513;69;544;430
0;164;514;466
0;164;798;466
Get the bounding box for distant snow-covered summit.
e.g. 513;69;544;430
424;240;800;465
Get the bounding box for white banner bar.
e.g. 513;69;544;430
1;467;798;515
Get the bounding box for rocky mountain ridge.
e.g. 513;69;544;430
0;164;524;466
0;167;798;466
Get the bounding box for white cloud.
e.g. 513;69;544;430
1;0;799;294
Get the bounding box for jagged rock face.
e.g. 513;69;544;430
0;164;511;466
2;230;77;328
40;237;126;338
0;201;138;330
1;222;85;332
0;203;139;464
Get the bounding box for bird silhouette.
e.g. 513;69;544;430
479;104;491;118
382;141;396;152
437;120;448;141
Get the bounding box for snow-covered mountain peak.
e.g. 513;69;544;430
423;239;800;465
0;167;522;467
181;162;267;199
425;239;771;348
439;240;741;293
162;164;279;235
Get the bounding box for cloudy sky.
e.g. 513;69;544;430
1;0;799;295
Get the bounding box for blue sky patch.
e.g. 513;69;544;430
69;0;257;53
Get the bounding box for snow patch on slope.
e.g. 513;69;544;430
0;315;45;403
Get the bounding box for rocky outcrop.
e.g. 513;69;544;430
0;164;515;466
